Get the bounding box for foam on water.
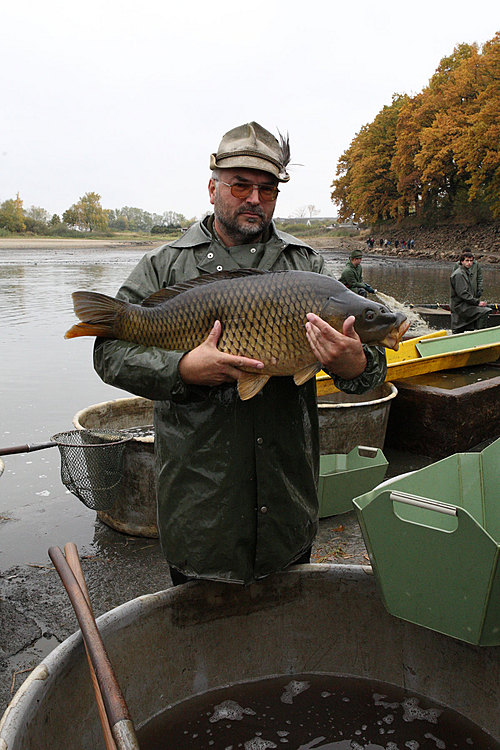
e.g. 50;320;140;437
375;292;435;337
402;697;442;724
209;699;256;723
280;679;311;704
244;739;277;749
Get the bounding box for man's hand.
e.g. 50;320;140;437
305;313;367;380
178;320;265;387
479;301;487;307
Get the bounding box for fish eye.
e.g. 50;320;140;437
365;309;376;321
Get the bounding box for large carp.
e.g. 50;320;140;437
66;269;408;400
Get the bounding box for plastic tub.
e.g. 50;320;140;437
354;436;500;645
318;446;388;517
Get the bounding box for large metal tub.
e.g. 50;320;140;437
1;566;498;748
318;382;398;454
73;397;156;537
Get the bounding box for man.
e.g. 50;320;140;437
339;250;377;298
450;251;490;335
94;122;387;586
453;248;483;299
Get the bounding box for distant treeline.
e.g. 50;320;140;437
0;191;189;235
331;33;500;225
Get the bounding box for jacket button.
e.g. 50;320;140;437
207;252;214;259
260;506;268;514
256;437;263;445
250;247;257;253
216;265;223;271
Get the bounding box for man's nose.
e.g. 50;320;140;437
246;186;262;204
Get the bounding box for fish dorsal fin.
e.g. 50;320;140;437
141;269;268;307
237;372;271;400
293;362;322;386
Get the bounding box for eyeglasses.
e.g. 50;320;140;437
214;179;279;202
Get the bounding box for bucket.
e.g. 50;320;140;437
1;566;498;747
318;382;397;454
73;397;156;537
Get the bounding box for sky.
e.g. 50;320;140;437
1;0;498;222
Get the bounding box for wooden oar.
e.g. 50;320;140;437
64;543;117;750
48;545;140;750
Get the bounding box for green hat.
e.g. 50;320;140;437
350;250;363;259
210;122;291;182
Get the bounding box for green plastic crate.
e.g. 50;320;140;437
318;446;388;518
354;437;500;645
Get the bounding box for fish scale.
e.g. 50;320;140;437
66;269;409;399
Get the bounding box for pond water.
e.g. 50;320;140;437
1;245;500;570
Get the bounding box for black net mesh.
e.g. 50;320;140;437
52;429;132;511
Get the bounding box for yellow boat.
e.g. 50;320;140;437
316;327;500;397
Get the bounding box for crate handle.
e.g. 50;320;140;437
389;491;457;516
357;446;378;458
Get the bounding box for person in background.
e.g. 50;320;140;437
339;250;377;298
450;251;490;334
453;248;483;298
94;122;387;587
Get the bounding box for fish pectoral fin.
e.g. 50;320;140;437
237;372;271;400
293;363;322;386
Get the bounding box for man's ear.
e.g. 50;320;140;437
208;178;216;206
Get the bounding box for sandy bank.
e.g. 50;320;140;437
0;238;158;251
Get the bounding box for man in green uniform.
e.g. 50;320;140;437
339;250;377;297
450;251;490;334
94;122;387;586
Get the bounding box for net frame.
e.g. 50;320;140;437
52;429;132;511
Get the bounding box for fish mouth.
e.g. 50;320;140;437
380;318;410;350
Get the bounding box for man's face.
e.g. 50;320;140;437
208;167;278;244
351;257;362;267
461;257;474;268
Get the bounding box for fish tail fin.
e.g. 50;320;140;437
65;291;125;339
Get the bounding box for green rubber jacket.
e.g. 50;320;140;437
339;260;370;293
94;218;387;584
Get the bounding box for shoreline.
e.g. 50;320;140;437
0;235;499;264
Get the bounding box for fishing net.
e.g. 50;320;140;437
52;429;132;511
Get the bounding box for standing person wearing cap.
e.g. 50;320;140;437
339;250;377;298
94;122;387;586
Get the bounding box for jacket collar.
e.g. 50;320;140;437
169;215;314;253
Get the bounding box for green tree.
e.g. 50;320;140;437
25;205;50;224
63;192;109;231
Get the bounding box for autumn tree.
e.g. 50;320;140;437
332;95;406;223
331;32;500;223
0;193;26;232
453;32;500;218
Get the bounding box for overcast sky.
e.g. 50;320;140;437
1;1;498;221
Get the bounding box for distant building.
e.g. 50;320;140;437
275;216;338;224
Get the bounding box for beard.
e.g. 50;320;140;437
214;199;271;243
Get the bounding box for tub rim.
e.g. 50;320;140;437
318;381;398;409
73;396;154;444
